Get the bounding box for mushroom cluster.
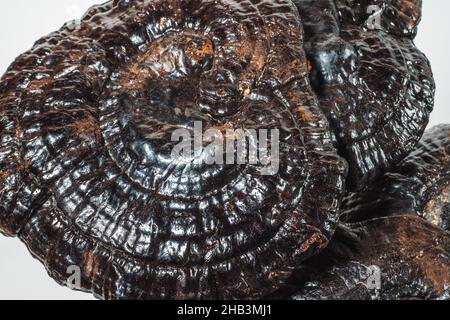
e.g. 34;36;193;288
0;0;448;300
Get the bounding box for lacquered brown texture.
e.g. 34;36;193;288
0;0;347;299
276;216;450;300
293;0;435;189
343;124;450;230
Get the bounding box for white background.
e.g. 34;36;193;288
0;0;449;300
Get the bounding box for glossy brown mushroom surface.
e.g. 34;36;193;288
271;216;450;300
343;124;450;231
0;0;346;299
293;0;435;189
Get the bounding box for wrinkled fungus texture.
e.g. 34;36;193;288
271;216;450;300
0;0;347;299
342;124;450;230
293;0;435;189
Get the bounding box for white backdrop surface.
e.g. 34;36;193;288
0;0;448;299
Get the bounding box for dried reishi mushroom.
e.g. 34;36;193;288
0;0;347;299
293;0;435;189
342;124;450;230
272;216;450;300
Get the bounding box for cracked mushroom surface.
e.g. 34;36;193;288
271;216;450;300
293;0;435;189
0;0;347;299
342;124;450;231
